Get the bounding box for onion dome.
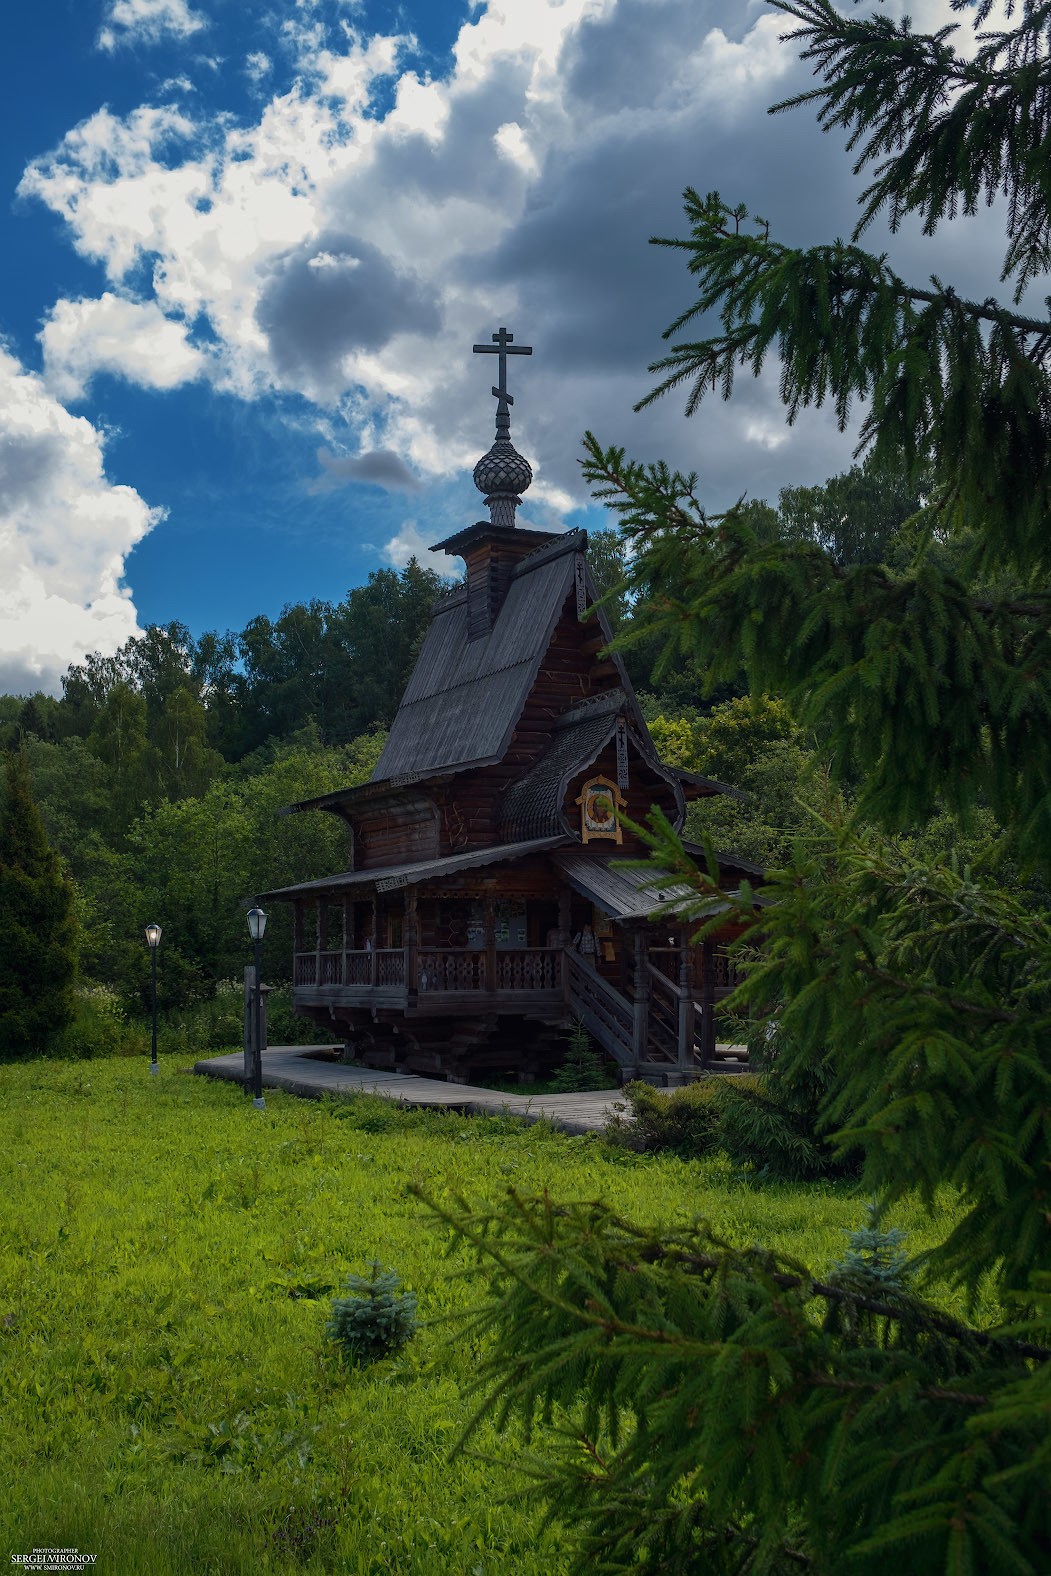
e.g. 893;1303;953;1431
473;426;533;529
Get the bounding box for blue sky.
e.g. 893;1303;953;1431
1;0;1004;693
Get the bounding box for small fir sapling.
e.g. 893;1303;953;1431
325;1263;417;1364
550;1018;610;1092
829;1201;911;1295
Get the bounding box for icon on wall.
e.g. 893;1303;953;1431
575;775;625;845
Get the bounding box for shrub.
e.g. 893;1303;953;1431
604;1078;728;1158
714;1076;834;1180
324;1264;418;1365
50;985;147;1061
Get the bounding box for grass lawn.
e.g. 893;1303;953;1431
0;1054;969;1575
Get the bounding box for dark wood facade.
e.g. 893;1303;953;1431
261;503;753;1083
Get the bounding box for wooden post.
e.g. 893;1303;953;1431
342;895;351;987
677;926;696;1075
557;884;572;999
404;887;419;1003
370;896;378;987
698;943;715;1070
315;899;326;983
244;967;271;1080
484;896;496;994
292;901;304;981
631;927;650;1066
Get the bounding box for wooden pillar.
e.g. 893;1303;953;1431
677;926;696;1074
341;895;351;986
292;901;304;981
404;887;419;1002
370;895;378;987
556;884;572;947
557;884;572;999
315;899;327;981
698;943;716;1070
631;927;650;1065
484;896;496;994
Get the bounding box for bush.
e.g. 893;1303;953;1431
50;985;147;1061
156;980;244;1057
604;1078;729;1158
714;1076;835;1180
605;1063;858;1180
325;1264;418;1365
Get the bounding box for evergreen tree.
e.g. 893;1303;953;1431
428;5;1051;1571
0;751;77;1058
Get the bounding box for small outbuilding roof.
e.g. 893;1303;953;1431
554;851;749;924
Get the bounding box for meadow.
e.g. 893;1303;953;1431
0;1054;970;1576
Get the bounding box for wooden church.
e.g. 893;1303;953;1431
260;331;756;1084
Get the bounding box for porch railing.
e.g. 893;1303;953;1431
293;946;561;993
418;949;486;992
494;948;562;991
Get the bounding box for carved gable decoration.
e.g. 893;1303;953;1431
575;774;624;845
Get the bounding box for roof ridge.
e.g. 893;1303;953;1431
511;527;585;576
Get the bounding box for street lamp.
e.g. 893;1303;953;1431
246;906;267;1110
144;923;162;1076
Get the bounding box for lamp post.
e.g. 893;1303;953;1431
246;906;267;1110
144;923;162;1076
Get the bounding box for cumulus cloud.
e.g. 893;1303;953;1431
98;0;207;52
0;347;161;695
23;0;1011;524
256;234;442;402
40;293;207;402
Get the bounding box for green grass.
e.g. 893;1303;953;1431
0;1055;969;1575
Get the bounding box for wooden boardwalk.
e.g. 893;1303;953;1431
193;1045;627;1135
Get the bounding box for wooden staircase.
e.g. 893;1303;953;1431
566;949;750;1083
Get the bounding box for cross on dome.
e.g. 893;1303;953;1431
471;327;533;528
472;327;532;438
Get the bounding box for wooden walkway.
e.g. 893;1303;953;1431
193;1046;626;1135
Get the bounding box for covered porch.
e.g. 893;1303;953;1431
271;842;751;1081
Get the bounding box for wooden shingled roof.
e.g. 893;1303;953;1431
372;530;587;781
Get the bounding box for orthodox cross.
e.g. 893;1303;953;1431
472;327;532;411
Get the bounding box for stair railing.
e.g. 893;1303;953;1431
566;951;634;1066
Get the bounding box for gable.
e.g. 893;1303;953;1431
371;536;581;781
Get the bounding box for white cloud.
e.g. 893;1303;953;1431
98;0;207;52
245;51;272;87
22;0;1011;530
40;293;207;402
0;347;161;695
